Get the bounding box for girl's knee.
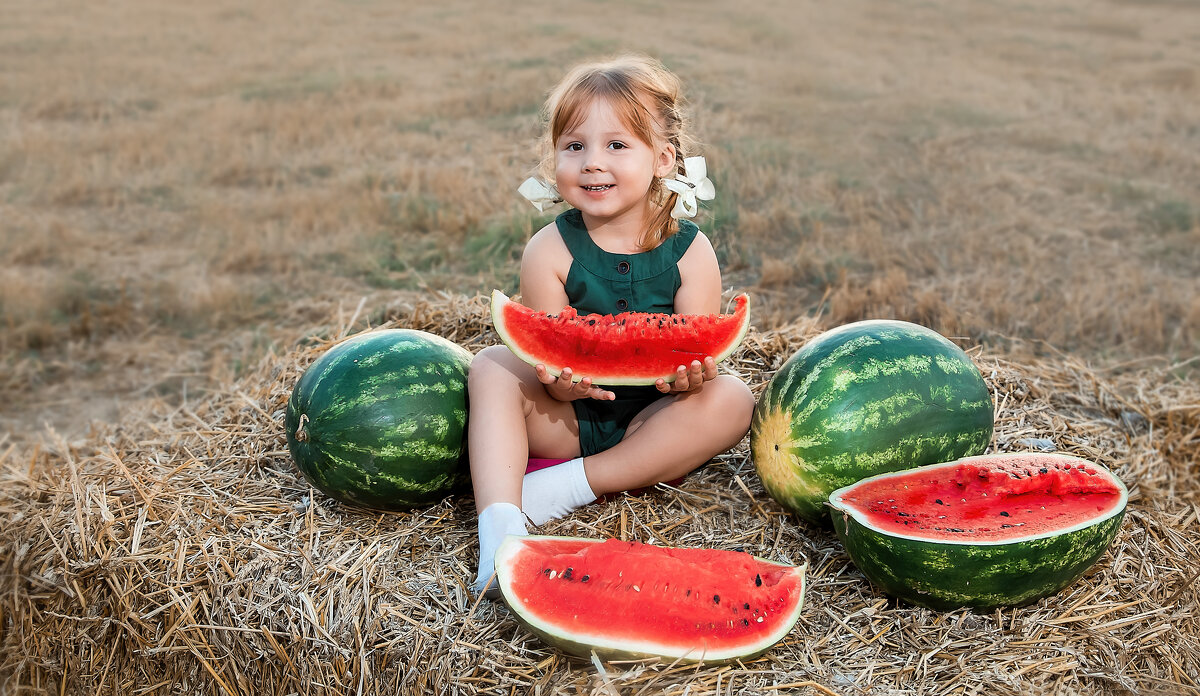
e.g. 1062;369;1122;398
709;375;755;420
469;345;520;385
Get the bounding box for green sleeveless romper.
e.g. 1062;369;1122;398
555;208;700;457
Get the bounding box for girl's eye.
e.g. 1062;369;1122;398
565;142;583;152
608;141;628;150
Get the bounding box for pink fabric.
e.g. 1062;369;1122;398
524;458;684;500
525;457;571;474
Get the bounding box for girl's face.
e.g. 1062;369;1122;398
554;97;676;229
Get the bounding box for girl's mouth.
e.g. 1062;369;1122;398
582;185;613;191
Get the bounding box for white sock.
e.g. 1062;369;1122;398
520;457;597;526
472;502;527;597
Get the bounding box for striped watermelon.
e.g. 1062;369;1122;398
751;320;993;524
285;329;472;511
828;453;1128;610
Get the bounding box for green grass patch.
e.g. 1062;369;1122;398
239;71;344;102
462;213;548;274
1142;199;1195;234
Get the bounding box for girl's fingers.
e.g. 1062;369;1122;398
591;386;615;401
674;364;691;392
578;377;613;401
670;361;708;393
535;364;555;385
702;356;718;380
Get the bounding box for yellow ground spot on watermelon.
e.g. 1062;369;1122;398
751;406;824;502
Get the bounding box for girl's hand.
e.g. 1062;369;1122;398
655;357;718;394
535;365;616;402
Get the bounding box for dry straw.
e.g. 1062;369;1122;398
1;293;1197;695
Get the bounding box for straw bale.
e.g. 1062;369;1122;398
1;293;1198;695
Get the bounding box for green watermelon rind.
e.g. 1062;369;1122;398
827;454;1129;611
490;290;751;386
285;329;473;512
751;319;994;525
495;535;807;664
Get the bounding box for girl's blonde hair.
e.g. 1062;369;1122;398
536;54;697;250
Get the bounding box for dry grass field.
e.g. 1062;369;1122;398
1;0;1199;694
2;0;1197;440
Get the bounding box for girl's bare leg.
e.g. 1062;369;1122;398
467;345;581;513
469;345;584;594
581;375;755;495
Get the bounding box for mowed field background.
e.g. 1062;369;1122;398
2;0;1198;442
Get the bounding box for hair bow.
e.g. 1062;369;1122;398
661;156;715;219
518;177;562;212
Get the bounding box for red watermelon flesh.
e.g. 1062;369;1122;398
495;536;806;663
490;290;751;386
837;453;1125;543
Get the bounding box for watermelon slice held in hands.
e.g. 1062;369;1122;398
490;290;751;386
495;535;807;663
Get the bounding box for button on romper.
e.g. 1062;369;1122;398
554;208;700;457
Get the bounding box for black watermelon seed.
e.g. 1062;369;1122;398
1000;511;1010;517
686;589;691;597
542;569;551;577
935;499;944;505
563;567;573;580
1040;468;1049;474
744;603;751;610
755;574;762;587
742;619;751;627
581;575;589;583
713;594;720;605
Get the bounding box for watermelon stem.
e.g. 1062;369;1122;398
295;414;310;442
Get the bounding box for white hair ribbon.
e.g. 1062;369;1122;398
517;177;561;212
661;156;715;219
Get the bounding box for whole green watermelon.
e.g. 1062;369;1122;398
751;320;994;524
285;329;472;511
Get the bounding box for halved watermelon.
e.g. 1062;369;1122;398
495;535;806;663
828;453;1128;610
490;290;750;386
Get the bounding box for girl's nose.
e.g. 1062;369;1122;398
582;158;605;173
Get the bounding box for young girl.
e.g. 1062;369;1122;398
470;55;755;595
